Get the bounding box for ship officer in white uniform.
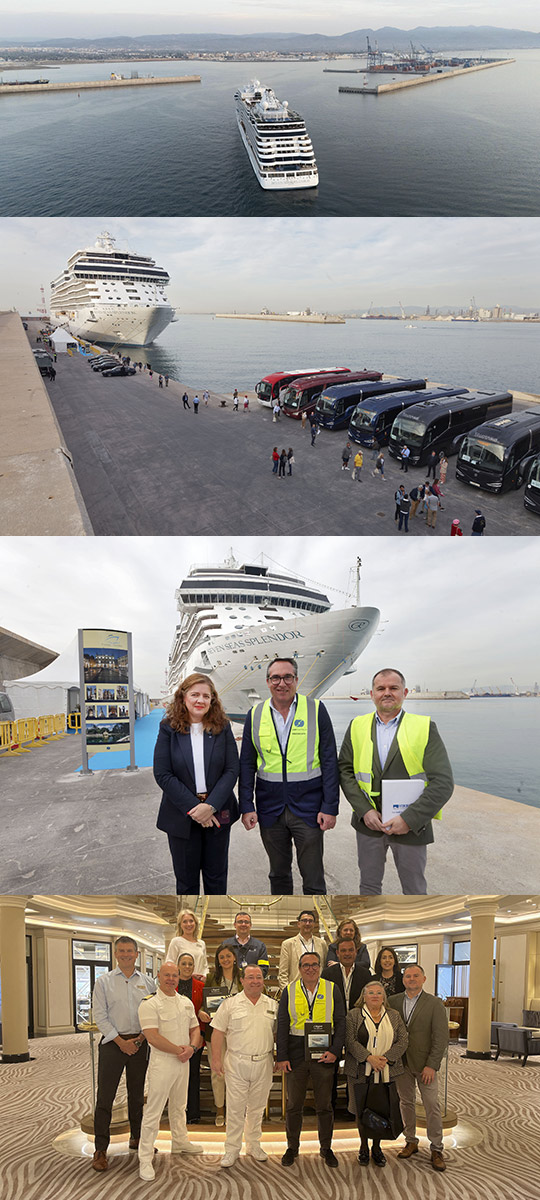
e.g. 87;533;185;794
137;963;203;1181
210;965;278;1168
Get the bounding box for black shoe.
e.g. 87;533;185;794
358;1148;370;1165
371;1147;386;1167
320;1148;338;1168
128;1137;139;1150
281;1148;298;1167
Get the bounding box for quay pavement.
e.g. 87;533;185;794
1;732;539;894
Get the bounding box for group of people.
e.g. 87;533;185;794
91;912;449;1179
271;447;295;475
153;660;454;897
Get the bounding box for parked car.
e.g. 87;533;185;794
0;692;16;722
102;365;137;377
91;359;120;372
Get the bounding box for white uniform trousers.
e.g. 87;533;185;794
139;1053;190;1168
395;1064;444;1152
224;1051;273;1154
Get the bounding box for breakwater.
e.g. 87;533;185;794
339;58;514;95
215;313;346;324
0;75;200;96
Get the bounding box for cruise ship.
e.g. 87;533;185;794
167;555;379;721
234;81;318;190
49;233;176;346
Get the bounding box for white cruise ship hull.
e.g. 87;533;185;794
178;604;379;721
58;303;176;347
236;113;318;190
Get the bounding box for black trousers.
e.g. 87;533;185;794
186;1044;204;1120
286;1058;335;1151
259;807;326;893
167;825;231;894
94;1039;148;1152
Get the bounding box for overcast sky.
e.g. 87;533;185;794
2;217;539;314
2;1;539;37
1;536;538;694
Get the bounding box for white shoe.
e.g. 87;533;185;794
220;1152;239;1168
215;1109;225;1127
248;1146;268;1162
139;1163;155;1181
171;1142;204;1155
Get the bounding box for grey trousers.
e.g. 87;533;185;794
259;807;326;893
356;832;427;895
395;1065;443;1152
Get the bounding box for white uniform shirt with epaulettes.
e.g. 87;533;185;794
210;991;278;1055
138;989;199;1062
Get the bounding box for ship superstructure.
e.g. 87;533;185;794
167;555;379;721
50;232;176;346
235;80;318;191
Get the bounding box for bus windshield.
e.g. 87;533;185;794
282;387;299;408
392;417;427;446
460;437;505;472
257;380;272;399
528;460;540;487
351;408;377;429
317;393;338;414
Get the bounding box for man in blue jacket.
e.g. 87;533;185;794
239;657;339;894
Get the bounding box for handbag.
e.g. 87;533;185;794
354;1077;391;1132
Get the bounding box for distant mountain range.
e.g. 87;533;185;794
2;25;540;50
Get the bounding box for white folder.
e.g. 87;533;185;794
381;779;425;824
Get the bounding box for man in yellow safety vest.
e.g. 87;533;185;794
339;668;453;894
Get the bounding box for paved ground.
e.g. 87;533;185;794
33;331;539;536
2;732;539;894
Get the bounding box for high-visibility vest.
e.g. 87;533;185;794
250;695;321;783
350;711;441;819
287;977;334;1034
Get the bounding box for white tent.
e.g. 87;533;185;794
49;327;78;353
7;635;149;719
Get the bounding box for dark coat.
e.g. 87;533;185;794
239;698;339;828
321;961;373;1010
154;720;239;839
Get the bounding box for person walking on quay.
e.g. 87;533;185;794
409;485;420;518
243;395;249;412
287;447;295;475
272;447;279;474
211;966;278;1167
472;509;486;535
158;375;164;389
137;962;203;1180
49;365;56;381
431;479;444;509
342;442;352;471
394;485;405;522
425;490;439;529
398;491;411;533
438;452;448;484
372;451;385;480
233;392;239;411
239;656;340;894
352;448;363;481
165;374;169;387
400;445;410;472
273;401;281;422
371;434;381;461
450;519;463;536
279;449;288;478
310;413;319;446
338;667;454;895
149;368;153;380
91;936;156;1172
277;952;346;1169
426;449;438;479
301;410;307;431
182;391;190;409
388;964;449;1172
193;394;200;414
203;390;210;406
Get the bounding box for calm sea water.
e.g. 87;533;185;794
125;314;540;396
1;51;539;215
325;697;539;809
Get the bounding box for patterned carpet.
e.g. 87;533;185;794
1;1035;539;1200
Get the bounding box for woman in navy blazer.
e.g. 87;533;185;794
154;673;239;894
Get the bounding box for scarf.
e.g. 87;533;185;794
361;1006;394;1083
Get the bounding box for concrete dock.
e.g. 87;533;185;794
215;313;346;324
0;75;200;97
339;58;514;95
1;730;539;893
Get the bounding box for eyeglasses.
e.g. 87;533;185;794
268;673;296;684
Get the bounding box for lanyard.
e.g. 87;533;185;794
301;982;320;1020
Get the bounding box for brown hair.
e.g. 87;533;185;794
336;918;362;949
166;673;229;735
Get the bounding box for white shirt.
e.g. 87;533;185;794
269;694;298;753
165;936;208;978
211;991;277;1056
190;721;207;793
139;989;199;1062
340;964;354;1008
92;967;156;1044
